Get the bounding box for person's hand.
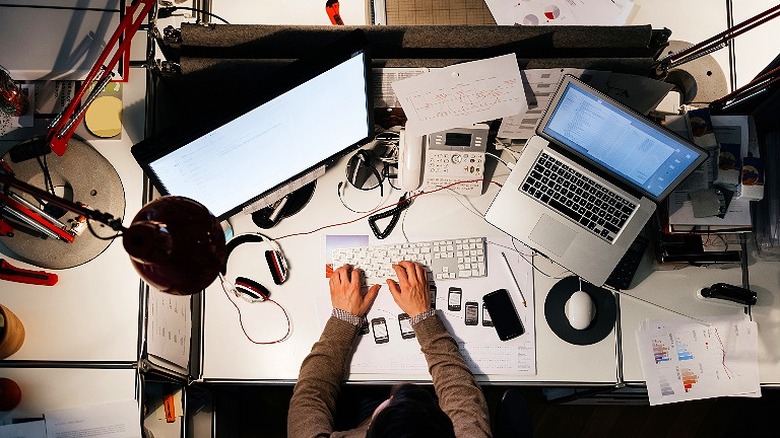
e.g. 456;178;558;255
386;261;430;318
330;264;380;316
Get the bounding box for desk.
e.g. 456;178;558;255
197;149;620;385
0;26;147;422
620;258;780;386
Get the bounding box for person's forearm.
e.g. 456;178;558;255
288;316;358;438
414;313;492;438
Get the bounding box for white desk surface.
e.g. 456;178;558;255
198;151;620;384
0;34;146;363
0;367;139;421
620;257;780;386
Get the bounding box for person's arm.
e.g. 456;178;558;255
387;262;492;438
288;265;380;438
414;313;492;437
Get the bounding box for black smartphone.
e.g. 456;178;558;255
429;283;437;309
464;301;479;326
483;288;524;341
448;287;462;311
371;317;389;344
481;303;493;327
398;313;416;339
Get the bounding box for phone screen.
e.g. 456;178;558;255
482;304;493;327
372;317;389;344
465;301;479;325
448;287;462;311
398;313;415;339
483;289;524;341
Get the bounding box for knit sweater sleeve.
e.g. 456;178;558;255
413;313;492;438
288;316;358;438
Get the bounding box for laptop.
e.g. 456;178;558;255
485;75;707;286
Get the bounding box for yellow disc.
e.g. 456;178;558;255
84;95;122;138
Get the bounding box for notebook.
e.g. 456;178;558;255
485;75;707;285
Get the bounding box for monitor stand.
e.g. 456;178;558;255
251;181;316;229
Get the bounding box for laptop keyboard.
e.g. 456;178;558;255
520;152;637;243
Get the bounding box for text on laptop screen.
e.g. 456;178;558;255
146;50;371;219
541;81;702;199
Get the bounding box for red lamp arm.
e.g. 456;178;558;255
47;0;157;156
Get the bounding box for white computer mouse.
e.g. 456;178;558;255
565;290;594;330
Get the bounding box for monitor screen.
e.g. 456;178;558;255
132;32;373;220
540;76;706;201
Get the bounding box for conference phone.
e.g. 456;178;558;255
398;124;489;196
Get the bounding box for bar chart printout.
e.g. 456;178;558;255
636;315;760;406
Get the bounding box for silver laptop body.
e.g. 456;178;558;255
485;75;707;286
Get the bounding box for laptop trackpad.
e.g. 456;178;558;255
529;214;577;257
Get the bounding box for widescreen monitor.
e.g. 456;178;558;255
132;31;373;220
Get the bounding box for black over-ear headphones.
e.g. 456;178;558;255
221;233;289;300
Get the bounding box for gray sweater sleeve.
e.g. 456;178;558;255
413;313;493;438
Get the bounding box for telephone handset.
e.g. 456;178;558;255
398;124;489;196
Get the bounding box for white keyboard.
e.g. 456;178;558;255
331;237;487;283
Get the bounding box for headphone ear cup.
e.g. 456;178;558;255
265;250;288;285
235;276;271;300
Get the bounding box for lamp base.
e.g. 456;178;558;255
1;138;125;269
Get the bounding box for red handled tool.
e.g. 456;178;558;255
0;259;58;286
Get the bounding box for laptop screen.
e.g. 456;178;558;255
540;76;706;201
132;32;373;220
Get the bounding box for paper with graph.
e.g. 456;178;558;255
392;53;526;138
636;314;760;406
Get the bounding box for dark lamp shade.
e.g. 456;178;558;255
122;196;226;295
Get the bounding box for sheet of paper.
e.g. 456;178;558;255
636;315;760;406
485;0;636;26
319;234;536;376
44;400;141;438
392;54;526;138
0;421;46;438
668;193;752;227
147;290;192;369
373;68;430;109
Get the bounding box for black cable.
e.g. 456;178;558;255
157;6;230;24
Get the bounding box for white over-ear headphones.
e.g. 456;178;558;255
218;232;292;344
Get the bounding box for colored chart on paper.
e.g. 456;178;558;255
544;5;560;20
681;367;699;393
677;342;694;361
522;14;539;25
658;374;675;396
653;339;671;363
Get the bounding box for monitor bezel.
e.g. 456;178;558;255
537;74;708;203
132;30;374;220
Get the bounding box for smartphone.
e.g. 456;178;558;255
371;317;389;344
464;301;479;326
481;303;493;327
398;313;416;339
483;288;524;341
429;284;437;309
448;287;462;311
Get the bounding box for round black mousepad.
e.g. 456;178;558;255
544;276;617;345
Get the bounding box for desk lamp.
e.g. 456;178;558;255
11;0;156;161
653;4;780;103
0;168;226;295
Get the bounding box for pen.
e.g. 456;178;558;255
501;251;527;307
